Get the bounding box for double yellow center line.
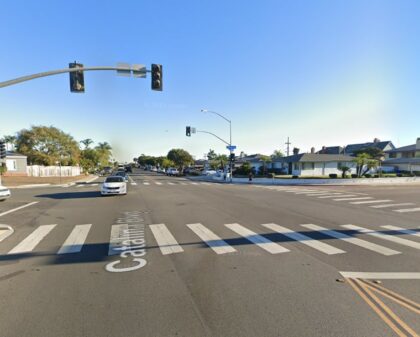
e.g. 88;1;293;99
347;278;419;337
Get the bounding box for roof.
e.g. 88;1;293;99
386;144;416;153
317;146;343;155
5;151;27;158
273;153;355;163
382;157;420;165
344;141;394;154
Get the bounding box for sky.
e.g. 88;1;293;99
1;0;420;162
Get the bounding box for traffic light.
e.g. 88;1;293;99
151;64;162;91
0;140;6;159
229;153;235;162
186;126;191;137
69;62;85;93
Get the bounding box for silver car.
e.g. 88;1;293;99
0;185;11;201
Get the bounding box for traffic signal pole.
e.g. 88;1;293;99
0;65;153;89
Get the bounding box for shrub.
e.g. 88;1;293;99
374;174;379;178
292;175;299;179
364;174;371;178
351;174;358;178
329;173;338;179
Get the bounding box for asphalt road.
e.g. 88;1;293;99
0;169;419;337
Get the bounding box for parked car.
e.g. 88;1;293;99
114;171;129;182
166;168;179;176
157;168;166;174
0;185;11;201
201;169;217;176
124;165;132;173
101;176;127;196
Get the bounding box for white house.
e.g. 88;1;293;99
271;153;357;177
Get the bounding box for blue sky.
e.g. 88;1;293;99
1;0;419;161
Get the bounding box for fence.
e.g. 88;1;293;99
27;165;82;177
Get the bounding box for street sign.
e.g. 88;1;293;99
132;64;146;78
191;127;196;134
117;63;131;77
226;145;236;151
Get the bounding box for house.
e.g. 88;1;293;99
382;138;420;172
271;153;357;176
234;154;269;172
3;151;28;176
317;138;395;156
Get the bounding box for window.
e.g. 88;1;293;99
294;163;299;170
389;153;397;158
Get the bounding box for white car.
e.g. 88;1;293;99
166;168;179;176
202;169;217;176
0;185;11;201
101;176;127;196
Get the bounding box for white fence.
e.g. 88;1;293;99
27;165;82;177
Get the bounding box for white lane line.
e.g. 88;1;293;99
318;194;356;199
301;224;400;256
381;225;420;238
350;199;393;205
143;182;150;185
339;272;420;280
57;224;92;254
155;182;163;185
108;224;128;256
187;223;236;254
333;197;373;201
179;182;188;185
341;224;420;250
150;224;184;255
261;223;345;255
294;191;325;194
370;203;415;209
201;182;211;185
8;225;56;254
225;223;289;254
190;182;198;185
0;225;14;242
393;207;420;213
0;201;39;218
285;190;316;193
167;182;175;185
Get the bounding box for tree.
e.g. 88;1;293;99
167;149;193;170
95;142;113;166
161;158;175;169
3;135;16;151
353;147;384;160
207;149;217;160
259;155;271;176
80;148;100;173
80;138;94;149
339;166;350;178
271;149;284;159
15;125;80;165
362;159;379;176
353;153;370;177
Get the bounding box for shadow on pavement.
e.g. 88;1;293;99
35;191;102;199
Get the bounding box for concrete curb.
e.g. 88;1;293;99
187;176;420;186
9;183;51;189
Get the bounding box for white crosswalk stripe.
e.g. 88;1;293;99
155;181;162;185
349;199;393;205
143;182;150;185
393;207;420;213
187;223;236;254
150;224;184;255
201;182;211;185
304;193;338;196
261;223;345;255
167;182;175;185
8;225;57;254
318;194;356;198
333;197;373;201
301;224;400;256
108;224;128;256
370;203;415;209
57;224;92;254
190;182;199;185
225;223;289;254
381;225;420;238
341;224;420;250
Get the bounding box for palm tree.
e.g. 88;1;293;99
80;138;94;149
95;142;113;166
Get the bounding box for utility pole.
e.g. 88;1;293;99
285;137;291;157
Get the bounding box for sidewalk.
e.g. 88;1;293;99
1;175;98;188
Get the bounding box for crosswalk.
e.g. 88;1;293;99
74;181;216;188
2;221;419;260
257;185;420;213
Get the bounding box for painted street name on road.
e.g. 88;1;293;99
106;211;148;273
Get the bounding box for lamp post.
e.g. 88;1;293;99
201;109;233;183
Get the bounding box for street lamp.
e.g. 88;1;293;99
201;109;233;183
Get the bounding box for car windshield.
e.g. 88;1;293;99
2;2;420;337
105;177;124;183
